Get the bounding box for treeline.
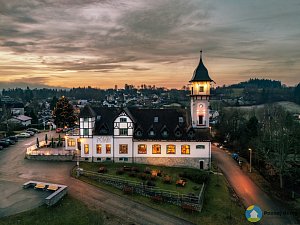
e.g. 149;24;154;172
229;78;282;88
215;105;300;192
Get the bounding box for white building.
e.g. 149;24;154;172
66;53;214;169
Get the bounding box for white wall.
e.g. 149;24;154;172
133;141;210;158
92;136;113;157
114;137;133;158
191;99;210;128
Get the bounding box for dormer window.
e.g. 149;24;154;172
136;130;142;137
178;117;184;123
199;86;204;92
188;129;195;138
161;130;168;138
149;130;155;136
120;118;127;122
175;130;182;138
96;115;101;120
154;117;158;123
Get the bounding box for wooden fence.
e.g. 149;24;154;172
78;169;205;212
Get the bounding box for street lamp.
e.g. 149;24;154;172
248;148;252;173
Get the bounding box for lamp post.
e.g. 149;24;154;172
249;148;252;173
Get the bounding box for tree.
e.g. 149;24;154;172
53;96;76;128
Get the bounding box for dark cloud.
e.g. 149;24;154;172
0;0;299;87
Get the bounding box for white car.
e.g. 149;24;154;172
16;132;31;138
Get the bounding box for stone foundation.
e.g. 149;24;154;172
133;157;210;169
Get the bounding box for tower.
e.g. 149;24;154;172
190;51;214;128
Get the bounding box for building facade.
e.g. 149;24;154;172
66;53;214;169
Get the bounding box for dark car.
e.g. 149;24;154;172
3;138;15;145
8;136;18;142
27;128;40;133
0;140;10;148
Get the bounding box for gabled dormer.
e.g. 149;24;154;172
174;125;183;138
160;125;169;138
114;109;134;136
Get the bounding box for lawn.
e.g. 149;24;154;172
77;162;249;225
0;196;104;225
79;162;206;195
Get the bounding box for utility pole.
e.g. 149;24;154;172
249;148;252;173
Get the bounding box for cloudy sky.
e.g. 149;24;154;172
0;0;299;89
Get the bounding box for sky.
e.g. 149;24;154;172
0;0;300;89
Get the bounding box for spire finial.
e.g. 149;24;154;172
200;49;203;59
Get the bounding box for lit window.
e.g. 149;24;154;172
96;144;102;154
119;144;128;154
106;144;111;154
199;86;204;92
167;145;176;154
154;117;158;122
83;128;89;136
152;144;161;154
181;145;190;154
196;145;205;149
84;144;89;154
120;118;127;122
67;138;75;147
138;144;147;154
119;128;128;135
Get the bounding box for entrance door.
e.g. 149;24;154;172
199;160;204;169
198;115;204;125
77;139;81;150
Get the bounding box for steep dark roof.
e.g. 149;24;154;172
128;108;210;141
80;106;211;141
93;107;120;135
79;105;96;118
190;52;213;82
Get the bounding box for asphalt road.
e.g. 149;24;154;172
212;145;298;225
0;131;193;225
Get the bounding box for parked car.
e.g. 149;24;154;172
56;128;63;133
0;140;10;148
8;136;18;142
25;131;35;136
26;128;40;133
3;138;15;145
16;132;31;138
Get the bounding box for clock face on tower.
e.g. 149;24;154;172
199;104;203;108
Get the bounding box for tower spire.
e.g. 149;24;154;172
200;49;203;60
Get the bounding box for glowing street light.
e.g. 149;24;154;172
249;148;252;173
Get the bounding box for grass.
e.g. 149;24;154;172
77;163;249;225
0;195;104;225
79;162;204;195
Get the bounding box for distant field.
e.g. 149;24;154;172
226;101;300;114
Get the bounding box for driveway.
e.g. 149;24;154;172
212;145;298;225
0;131;193;225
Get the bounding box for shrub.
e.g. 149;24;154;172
131;167;140;172
163;175;172;184
128;172;137;177
123;186;133;195
181;203;197;213
144;167;151;174
116;168;125;175
98;166;108;173
151;195;163;203
137;173;147;180
146;180;156;187
179;170;209;184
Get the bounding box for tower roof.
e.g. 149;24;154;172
190;51;213;82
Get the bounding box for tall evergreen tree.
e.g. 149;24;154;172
53;96;76;128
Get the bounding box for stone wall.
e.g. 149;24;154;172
133;157;210;169
26;154;74;161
